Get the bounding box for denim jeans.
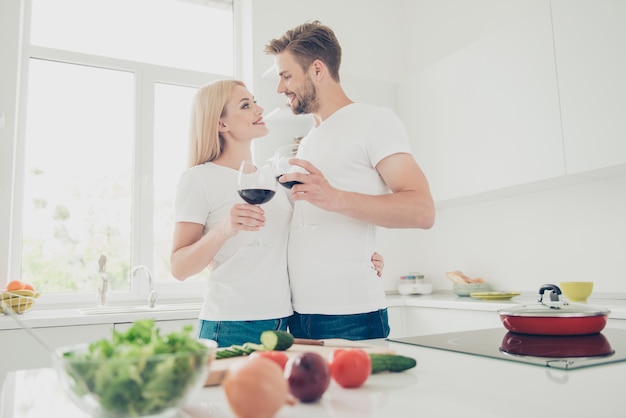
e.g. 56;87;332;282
198;317;290;347
288;309;390;340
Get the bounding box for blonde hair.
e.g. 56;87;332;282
188;79;246;167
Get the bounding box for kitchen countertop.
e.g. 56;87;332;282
0;304;204;330
2;337;625;418
3;292;626;331
388;291;626;319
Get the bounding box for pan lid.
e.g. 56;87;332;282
497;284;610;318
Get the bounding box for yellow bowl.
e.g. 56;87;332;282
560;281;594;302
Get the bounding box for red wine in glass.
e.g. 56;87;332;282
275;176;303;189
238;161;277;246
272;143;318;230
238;189;276;204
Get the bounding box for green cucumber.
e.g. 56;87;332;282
214;331;293;360
260;330;294;351
242;342;265;352
215;348;241;359
230;345;250;355
215;342;265;360
369;353;417;373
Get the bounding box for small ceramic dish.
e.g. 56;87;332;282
453;282;491;297
470;291;521;300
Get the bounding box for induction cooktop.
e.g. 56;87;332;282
388;328;626;370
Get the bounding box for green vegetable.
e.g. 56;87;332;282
215;343;260;359
260;330;294;351
214;330;293;360
243;342;265;352
61;319;209;417
369;353;417;373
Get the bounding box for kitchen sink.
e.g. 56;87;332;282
79;303;202;315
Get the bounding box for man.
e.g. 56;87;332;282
264;21;435;340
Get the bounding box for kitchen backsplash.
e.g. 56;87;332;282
378;174;626;297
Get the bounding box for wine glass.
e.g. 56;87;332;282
273;143;318;230
238;160;277;246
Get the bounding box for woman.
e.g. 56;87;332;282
171;80;293;347
171;80;384;347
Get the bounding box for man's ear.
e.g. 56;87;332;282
312;60;324;78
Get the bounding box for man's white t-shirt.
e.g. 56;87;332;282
288;103;412;315
175;162;293;321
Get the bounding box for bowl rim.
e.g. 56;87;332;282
55;338;217;363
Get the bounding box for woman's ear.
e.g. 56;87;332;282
218;120;228;132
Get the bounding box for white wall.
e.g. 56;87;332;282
384;0;626;296
378;176;626;295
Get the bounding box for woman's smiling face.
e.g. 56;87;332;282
220;85;269;141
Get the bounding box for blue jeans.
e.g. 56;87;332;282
198;317;290;347
288;309;390;340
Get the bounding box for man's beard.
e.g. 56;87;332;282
290;75;318;115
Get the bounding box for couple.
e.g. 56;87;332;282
171;21;435;347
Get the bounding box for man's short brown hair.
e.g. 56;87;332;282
264;20;342;82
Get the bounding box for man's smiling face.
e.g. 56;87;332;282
275;51;319;115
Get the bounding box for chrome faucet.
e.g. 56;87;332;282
131;265;158;308
97;254;108;306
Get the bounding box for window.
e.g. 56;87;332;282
7;0;236;306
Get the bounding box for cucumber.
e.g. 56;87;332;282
242;342;265;352
230;345;250;355
260;330;294;351
369;353;417;373
214;331;293;360
215;349;239;359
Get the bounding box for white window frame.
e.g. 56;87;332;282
1;0;249;308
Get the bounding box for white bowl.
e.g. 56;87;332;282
398;282;433;295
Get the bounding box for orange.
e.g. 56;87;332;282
24;283;35;291
6;280;25;291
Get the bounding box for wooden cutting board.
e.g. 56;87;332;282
205;339;395;386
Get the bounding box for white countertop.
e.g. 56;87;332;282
387;291;626;319
0;305;203;330
3;292;626;331
2;337;625;418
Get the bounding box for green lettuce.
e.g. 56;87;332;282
61;319;209;417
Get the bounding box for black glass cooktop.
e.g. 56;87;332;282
388;328;626;370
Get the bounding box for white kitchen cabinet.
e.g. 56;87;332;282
404;306;503;337
387;305;407;338
551;0;626;174
0;324;112;387
400;0;564;202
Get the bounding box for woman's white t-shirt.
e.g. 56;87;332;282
175;162;293;321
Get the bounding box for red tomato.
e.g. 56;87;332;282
328;348;371;388
249;350;289;370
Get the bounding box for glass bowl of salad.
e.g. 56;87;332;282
53;319;216;418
